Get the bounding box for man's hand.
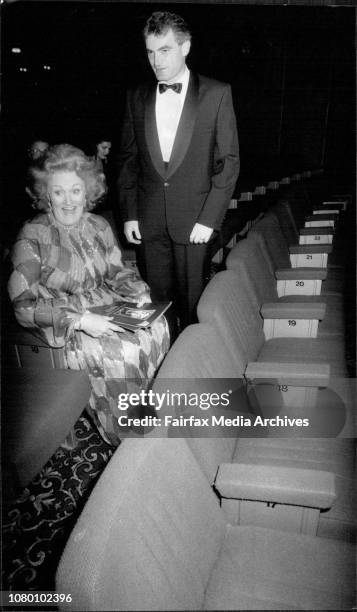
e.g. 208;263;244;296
189;223;214;244
124;220;142;244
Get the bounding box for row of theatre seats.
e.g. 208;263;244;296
56;183;356;609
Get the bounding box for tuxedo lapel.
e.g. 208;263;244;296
167;72;199;178
144;85;166;178
144;73;199;179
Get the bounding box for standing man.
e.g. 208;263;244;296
118;11;239;332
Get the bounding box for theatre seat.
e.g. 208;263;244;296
2;367;91;491
197;269;348;378
152;324;355;541
56;437;355;610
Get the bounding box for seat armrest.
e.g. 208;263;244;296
289;244;333;255
6;325;53;348
275;267;327;280
300;228;334;236
215;463;336;510
314;202;344;210
305;214;338;222
322;200;347;209
245;362;330;387
261;302;326;321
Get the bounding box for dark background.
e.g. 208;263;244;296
1;2;356;244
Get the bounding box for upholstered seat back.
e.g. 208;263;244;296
197;270;264;372
271;200;300;245
56;438;226;611
226;235;278;307
250;213;291;270
156;323;239;379
152;323;251;482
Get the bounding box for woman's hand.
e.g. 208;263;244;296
79;312;124;337
136;295;152;308
124;295;151;308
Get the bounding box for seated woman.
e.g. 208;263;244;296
8;144;170;446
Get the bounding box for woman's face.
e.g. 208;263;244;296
30;141;49;160
48;170;86;227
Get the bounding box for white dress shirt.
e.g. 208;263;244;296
156;66;190;162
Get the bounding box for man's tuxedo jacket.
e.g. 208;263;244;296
118;71;240;245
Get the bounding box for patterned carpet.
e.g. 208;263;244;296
2;413;116;595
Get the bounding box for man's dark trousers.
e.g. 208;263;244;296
139;227;212;332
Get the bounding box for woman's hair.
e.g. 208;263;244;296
27;143;107;211
143;11;191;44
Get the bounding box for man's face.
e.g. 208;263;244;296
146;28;190;83
96;141;111;160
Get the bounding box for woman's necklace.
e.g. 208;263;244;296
49;211;96;260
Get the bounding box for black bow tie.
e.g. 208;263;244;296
159;82;182;94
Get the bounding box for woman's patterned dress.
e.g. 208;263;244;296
8;211;170;445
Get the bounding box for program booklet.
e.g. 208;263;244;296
89;301;172;333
